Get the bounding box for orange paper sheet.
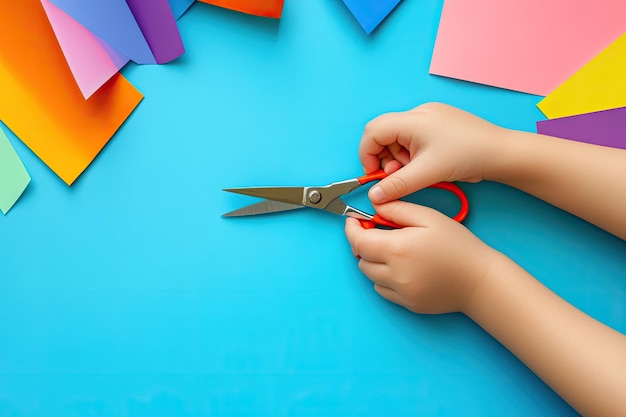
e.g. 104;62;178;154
199;0;283;19
0;0;143;185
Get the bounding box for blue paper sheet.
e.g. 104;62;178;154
342;0;402;34
169;0;196;19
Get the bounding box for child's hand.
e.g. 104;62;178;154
344;200;497;314
361;102;508;204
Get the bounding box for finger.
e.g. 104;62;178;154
381;159;402;175
359;112;417;173
358;259;394;288
373;200;441;228
373;284;404;306
386;142;410;166
380;143;408;173
377;147;393;171
344;218;393;263
368;155;441;204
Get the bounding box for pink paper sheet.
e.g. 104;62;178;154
41;0;125;99
429;0;626;96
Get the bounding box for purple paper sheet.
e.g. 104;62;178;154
536;107;626;150
127;0;185;64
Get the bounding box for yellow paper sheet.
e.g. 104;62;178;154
0;0;143;185
538;33;626;119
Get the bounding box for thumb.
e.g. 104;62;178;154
373;200;438;228
368;157;440;204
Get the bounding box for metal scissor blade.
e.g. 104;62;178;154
222;200;304;217
222;187;305;206
325;198;373;220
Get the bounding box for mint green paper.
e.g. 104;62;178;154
0;125;30;214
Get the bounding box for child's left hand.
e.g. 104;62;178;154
344;200;497;314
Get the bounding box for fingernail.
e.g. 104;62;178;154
369;186;385;203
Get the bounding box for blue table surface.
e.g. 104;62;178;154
1;1;624;416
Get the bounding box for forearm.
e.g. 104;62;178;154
464;252;626;417
487;130;626;240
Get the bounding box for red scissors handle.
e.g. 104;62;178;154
357;170;388;184
429;181;469;222
355;170;470;228
358;214;401;229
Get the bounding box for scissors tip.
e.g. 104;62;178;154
222;187;256;196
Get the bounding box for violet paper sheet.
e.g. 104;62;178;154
536;107;626;150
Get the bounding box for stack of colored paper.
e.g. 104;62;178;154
429;0;626;148
0;0;289;214
0;0;192;214
0;0;147;194
536;34;626;149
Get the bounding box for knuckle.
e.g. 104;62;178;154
363;119;380;138
364;112;394;139
416;102;436;111
417;101;444;112
391;240;410;261
393;274;412;292
389;238;404;256
350;234;364;255
388;176;409;196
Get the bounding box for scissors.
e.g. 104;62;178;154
222;170;469;228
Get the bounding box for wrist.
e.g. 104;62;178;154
482;127;522;183
459;249;509;317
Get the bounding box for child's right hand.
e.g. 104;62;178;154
360;102;509;204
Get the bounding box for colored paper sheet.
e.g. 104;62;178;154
342;0;402;34
169;0;196;19
0;125;30;215
48;0;154;64
49;0;184;65
536;107;626;150
95;37;129;69
199;0;283;19
42;0;187;98
429;0;626;96
41;0;126;99
0;0;143;185
537;33;626;119
126;0;185;64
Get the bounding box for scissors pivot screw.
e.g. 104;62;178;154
308;190;322;204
